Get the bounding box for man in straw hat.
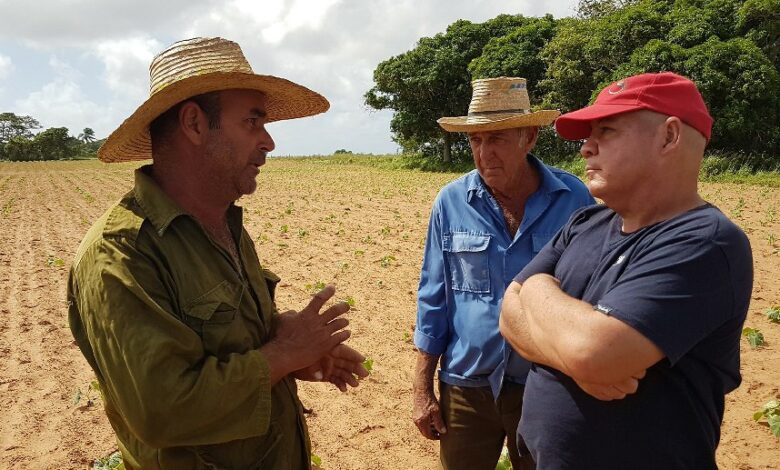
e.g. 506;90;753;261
412;77;594;469
500;72;753;469
67;37;368;469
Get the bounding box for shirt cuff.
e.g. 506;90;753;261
414;328;447;355
248;350;273;435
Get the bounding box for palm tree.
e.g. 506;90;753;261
78;127;96;144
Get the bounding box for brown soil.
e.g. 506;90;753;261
0;159;778;469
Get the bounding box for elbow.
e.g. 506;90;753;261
559;339;615;384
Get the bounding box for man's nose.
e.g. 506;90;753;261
580;138;596;159
259;128;275;153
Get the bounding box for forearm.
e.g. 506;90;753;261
519;274;659;384
499;282;551;364
413;350;440;394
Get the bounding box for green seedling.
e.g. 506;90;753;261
93;450;124;470
47;256;65;267
311;453;322;467
379;255;396;267
766;306;780;323
354;250;365;257
363;358;374;373
74;380;101;407
280;224;289;234
743;327;766;348
752;400;780;438
344;296;356;307
403;331;412;343
305;281;326;293
495;447;511;470
298;229;308;237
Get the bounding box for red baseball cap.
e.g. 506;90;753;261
555;72;713;141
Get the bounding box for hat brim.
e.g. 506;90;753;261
98;72;330;163
555;104;643;141
437;110;560;133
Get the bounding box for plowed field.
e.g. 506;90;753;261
0;159;778;469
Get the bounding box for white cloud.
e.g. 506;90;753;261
92;36;163;100
1;0;578;153
14;57;113;137
0;54;13;80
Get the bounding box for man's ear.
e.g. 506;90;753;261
522;126;540;152
661;116;682;154
178;101;208;146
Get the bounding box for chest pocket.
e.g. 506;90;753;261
183;280;244;355
443;233;491;293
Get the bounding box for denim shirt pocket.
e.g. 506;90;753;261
532;232;555;253
443;232;491;293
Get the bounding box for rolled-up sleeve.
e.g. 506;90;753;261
415;199;450;355
70;236;272;448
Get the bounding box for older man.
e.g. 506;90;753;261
412;77;594;470
67;37;368;469
500;72;753;469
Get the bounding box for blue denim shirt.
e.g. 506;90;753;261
414;155;594;397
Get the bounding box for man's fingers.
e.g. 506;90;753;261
321;301;350;322
331;344;366;363
327;330;351;348
302;284;336;315
327;317;350;334
414;418;436;440
430;408;447;435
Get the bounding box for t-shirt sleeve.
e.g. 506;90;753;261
514;213;575;284
595;229;746;365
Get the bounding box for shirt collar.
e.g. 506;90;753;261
466;153;571;203
133;165;188;236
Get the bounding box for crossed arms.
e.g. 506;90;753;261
499;273;664;400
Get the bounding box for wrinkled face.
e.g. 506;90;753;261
468;128;530;194
579;111;660;203
203;89;275;200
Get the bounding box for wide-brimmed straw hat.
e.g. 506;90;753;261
437;77;560;133
98;37;330;162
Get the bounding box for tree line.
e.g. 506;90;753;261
0;112;103;161
365;0;780;166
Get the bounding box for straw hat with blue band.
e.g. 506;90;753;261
437;77;560;133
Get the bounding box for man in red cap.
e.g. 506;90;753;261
499;72;754;469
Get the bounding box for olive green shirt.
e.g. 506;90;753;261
68;166;310;469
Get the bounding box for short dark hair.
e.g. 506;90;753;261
149;91;222;151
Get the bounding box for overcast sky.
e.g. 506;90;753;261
0;0;577;155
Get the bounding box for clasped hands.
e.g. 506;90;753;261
273;284;369;392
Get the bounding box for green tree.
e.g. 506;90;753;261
541;0;673;112
612;37;780;154
78;127;96;143
3;135;37;161
34;127;80;160
469;15;559;103
738;0;780;68
365;14;527;162
0;112;41;158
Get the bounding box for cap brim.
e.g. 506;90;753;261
98;72;329;163
438;110;560;133
554;104;642;140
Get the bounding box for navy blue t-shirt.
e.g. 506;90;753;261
514;203;753;470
